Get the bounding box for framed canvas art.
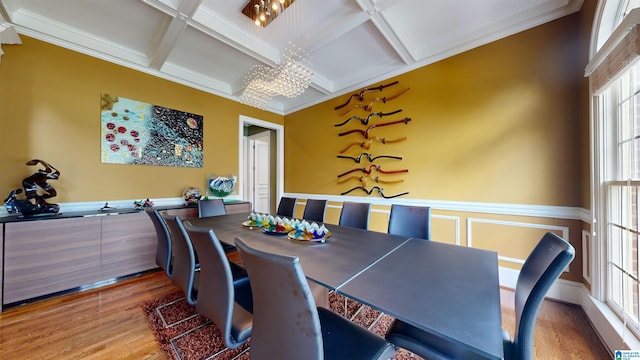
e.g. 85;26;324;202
100;94;203;168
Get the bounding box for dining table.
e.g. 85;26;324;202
185;212;503;360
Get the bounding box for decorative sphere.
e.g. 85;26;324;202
182;187;202;205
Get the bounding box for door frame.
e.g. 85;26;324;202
238;115;284;209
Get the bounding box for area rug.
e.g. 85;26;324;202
141;290;422;360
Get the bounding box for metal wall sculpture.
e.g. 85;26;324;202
335;82;410;198
337;87;410;116
334;109;403;127
333;81;399;110
100;94;204;168
336;152;403;163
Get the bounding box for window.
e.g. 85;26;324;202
602;63;640;336
590;1;640;339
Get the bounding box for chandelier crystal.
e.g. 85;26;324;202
240;44;313;110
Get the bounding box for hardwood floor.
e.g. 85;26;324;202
0;271;174;360
500;288;611;360
0;271;612;359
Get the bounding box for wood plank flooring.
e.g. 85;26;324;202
0;270;612;359
500;288;611;359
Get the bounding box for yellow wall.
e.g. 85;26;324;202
0;7;592;286
284;13;585;207
283;10;591;285
0;36;283;202
0;13;588;208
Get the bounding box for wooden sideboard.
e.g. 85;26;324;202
0;201;251;310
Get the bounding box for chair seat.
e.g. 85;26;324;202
229;261;248;281
228;302;252;346
229;277;253;346
231;274;253;313
221;243;237;252
185;270;199;302
318;307;396;360
385;319;486;360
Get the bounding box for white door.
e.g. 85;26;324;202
248;132;270;213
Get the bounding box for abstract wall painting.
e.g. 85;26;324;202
100;94;203;168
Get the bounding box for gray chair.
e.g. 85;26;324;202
339;201;371;230
387;204;431;240
183;223;253;349
302;199;327;222
385;232;575;360
162;214;199;305
146;209;172;278
198;198;226;217
235;237;396;360
276;196;297;217
199;198;236;252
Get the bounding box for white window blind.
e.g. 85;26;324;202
587;9;640;93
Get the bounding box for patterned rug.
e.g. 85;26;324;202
141;290;422;360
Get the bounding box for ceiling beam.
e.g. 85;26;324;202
355;0;413;65
145;0;202;70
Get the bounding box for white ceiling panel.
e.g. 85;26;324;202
0;0;583;114
311;21;405;91
166;26;259;91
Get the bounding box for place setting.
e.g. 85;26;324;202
242;212;332;243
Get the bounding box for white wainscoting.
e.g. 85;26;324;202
467;217;570;272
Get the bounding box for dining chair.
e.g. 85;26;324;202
276;196;297;217
198;198;226;217
146;209;172;278
198;198;236;253
183;223;253;349
387;204;431;240
339;201;371;230
384;232;575;360
235;237;396;360
161;213;199;305
302;199;327;223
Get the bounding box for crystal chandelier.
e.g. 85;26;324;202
240;44;313;110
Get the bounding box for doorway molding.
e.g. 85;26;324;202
238;115;284;207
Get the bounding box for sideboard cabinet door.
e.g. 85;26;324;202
101;212;157;280
4;217;102;304
225;201;251;214
165;207;198;219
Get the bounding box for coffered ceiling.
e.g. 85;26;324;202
0;0;583;114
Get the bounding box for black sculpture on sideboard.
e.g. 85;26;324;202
4;159;61;217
